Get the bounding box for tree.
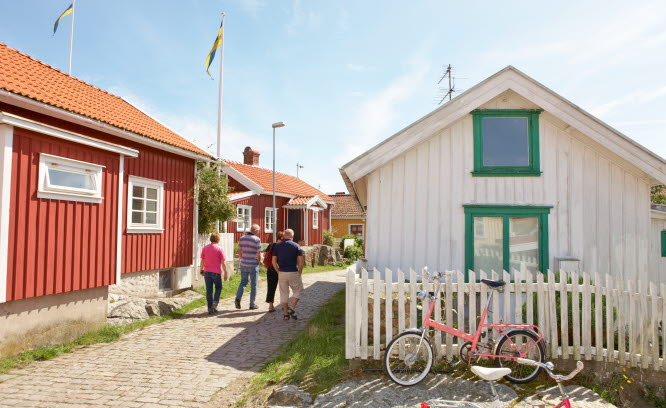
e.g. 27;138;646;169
651;185;666;204
194;163;236;234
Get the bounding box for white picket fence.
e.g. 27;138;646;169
345;267;666;371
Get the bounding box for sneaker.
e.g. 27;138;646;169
207;308;214;315
249;304;258;310
235;299;241;309
212;302;218;311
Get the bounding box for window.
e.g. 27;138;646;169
127;176;164;233
38;153;104;203
349;224;364;239
662;231;666;257
312;210;319;229
265;207;276;233
472;109;542;176
237;205;252;232
464;205;551;281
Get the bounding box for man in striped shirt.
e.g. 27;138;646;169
235;224;262;310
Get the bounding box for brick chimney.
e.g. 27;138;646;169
243;146;260;166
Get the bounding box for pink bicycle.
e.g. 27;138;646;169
384;269;546;385
421;359;585;408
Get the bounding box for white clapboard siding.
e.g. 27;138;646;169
363;93;652;283
346;266;665;372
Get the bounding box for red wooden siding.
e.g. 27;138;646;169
306;208;330;246
122;149;194;274
6;128;119;302
227;194;290;243
227;177;249;193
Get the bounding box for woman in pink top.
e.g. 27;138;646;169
200;233;229;315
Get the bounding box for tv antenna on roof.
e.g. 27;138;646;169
434;64;466;105
296;162;304;178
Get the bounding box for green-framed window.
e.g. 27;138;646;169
661;231;666;257
472;109;543;177
464;205;551;281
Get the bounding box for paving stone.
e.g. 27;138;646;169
0;271;346;408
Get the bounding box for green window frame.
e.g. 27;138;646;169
661;231;666;257
464;205;552;281
472;109;543;177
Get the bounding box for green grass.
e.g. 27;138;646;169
0;273;244;376
302;264;350;274
244;289;347;400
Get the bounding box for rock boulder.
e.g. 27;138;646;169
267;385;313;407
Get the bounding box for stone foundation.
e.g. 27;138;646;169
0;286;108;357
109;266;195;298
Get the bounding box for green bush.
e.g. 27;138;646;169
343;245;364;261
339;234;363;250
323;229;335;247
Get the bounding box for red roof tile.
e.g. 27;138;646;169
0;42;210;157
287;196;314;205
224;160;333;202
330;194;365;217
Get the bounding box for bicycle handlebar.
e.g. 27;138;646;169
517;358;584;382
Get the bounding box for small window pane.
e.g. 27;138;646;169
473;217;503;273
509;217;539;274
132;199;144;210
133;186;144;198
145;212;157;224
146;188;158;200
48;169;94;190
482;117;529;167
146;200;157;212
131;211;143;224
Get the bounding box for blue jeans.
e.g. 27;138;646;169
204;272;222;310
236;265;259;306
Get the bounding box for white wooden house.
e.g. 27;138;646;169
340;66;666;284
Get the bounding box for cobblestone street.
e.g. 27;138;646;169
0;270;346;408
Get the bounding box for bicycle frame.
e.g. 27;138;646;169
418;277;545;362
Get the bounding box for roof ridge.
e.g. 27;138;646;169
0;42;127;103
223;159;302;179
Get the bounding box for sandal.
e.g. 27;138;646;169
283;314;290;321
288;308;298;320
268;307;276;313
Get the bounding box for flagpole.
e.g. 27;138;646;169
216;12;225;160
215;12;225;234
68;0;75;75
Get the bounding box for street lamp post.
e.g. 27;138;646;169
271;122;286;243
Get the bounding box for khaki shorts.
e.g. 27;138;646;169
278;272;303;304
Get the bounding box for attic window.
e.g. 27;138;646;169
472;109;542;177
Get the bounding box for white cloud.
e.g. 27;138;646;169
286;0;321;35
347;63;370;72
591;85;666;117
337;56;431;165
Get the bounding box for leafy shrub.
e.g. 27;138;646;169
194;163;236;234
323;229;335;247
339;234;363;250
343;245;364;261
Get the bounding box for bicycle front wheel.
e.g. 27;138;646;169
494;330;545;384
383;332;433;386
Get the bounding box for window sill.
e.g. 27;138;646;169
37;190;103;204
127;227;164;234
471;170;542;177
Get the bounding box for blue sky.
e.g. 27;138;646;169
2;0;666;193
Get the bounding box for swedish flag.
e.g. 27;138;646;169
205;16;224;77
53;3;73;35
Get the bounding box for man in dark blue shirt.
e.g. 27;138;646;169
272;229;304;320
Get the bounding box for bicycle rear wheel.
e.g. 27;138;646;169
383;332;433;386
494;330;544;384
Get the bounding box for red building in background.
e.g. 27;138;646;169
0;42;211;355
223;147;334;245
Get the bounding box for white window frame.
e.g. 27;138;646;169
127;175;165;234
312;209;319;229
348;223;364;240
37;153;104;204
265;207;277;233
237;205;252;232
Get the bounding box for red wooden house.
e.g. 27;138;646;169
0;43;211;355
223;147;334;245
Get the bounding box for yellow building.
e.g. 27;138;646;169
330;193;366;244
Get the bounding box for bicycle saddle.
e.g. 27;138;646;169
480;279;506;288
471;366;511;381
